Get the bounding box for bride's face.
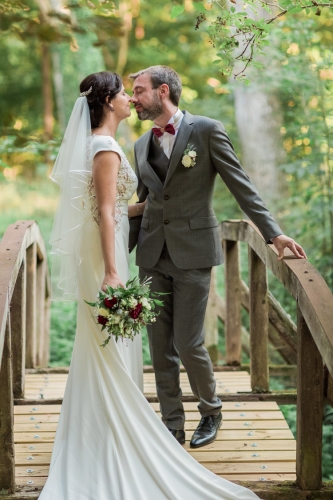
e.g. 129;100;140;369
111;86;131;120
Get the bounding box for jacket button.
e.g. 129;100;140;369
164;195;170;200
164;220;169;225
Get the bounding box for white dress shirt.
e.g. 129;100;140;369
153;108;184;159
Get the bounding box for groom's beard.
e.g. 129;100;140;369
135;91;163;121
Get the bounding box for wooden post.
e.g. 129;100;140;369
224;240;241;365
11;261;26;398
43;292;51;367
296;307;324;490
204;267;219;364
249;247;269;392
0;315;15;493
26;243;37;368
36;257;46;366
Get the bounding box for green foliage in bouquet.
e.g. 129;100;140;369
85;276;167;347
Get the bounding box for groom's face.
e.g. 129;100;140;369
131;73;163;121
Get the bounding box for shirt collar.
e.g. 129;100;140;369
167;108;183;130
154;108;184;130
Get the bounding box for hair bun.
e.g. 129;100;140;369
79;72;122;128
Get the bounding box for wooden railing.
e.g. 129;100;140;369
0;221;50;495
220;219;333;492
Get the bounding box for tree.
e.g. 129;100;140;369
171;0;333;82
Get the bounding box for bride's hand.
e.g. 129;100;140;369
102;273;125;292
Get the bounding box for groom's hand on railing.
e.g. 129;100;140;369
271;234;307;261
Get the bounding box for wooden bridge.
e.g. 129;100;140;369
1;219;333;499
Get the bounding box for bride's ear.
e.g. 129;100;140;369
105;95;114;111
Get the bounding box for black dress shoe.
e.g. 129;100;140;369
167;428;185;445
190;413;222;448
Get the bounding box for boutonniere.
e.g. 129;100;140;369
182;144;197;168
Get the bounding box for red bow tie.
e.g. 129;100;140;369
152;123;176;138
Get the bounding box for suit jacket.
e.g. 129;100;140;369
129;110;282;269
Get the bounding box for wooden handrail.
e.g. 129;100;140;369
0;220;50;494
221;219;333;377
221;219;333;492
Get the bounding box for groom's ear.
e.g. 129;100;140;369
159;83;169;99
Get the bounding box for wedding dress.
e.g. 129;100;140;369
40;135;260;500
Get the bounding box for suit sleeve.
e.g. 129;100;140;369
209;120;283;243
128;145;149;253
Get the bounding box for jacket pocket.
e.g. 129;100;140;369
189;216;218;230
140;217;149;229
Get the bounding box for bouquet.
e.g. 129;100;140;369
85;277;165;347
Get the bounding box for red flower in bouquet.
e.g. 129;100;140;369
104;297;117;309
129;303;143;320
97;315;108;325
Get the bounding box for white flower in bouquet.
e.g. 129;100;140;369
113;316;121;324
140;297;149;307
98;307;109;317
188;150;197;158
116;309;123;315
129;297;138;307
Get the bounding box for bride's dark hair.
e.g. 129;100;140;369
80;71;122;128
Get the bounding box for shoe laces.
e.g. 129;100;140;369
197;415;215;431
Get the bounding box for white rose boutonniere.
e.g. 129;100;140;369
182;144;197;168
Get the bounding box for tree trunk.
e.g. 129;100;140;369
41;42;54;139
49;0;66;133
232;5;286;203
51;50;65;133
37;0;54;139
234;87;286;202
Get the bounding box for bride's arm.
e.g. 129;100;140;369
128;200;146;218
93;151;124;291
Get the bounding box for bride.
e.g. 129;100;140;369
41;71;260;500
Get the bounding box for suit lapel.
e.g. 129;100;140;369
137;131;164;189
164;111;194;187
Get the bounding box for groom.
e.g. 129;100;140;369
129;65;306;448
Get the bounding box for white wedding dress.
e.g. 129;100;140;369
40;135;260;500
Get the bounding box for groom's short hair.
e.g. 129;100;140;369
129;65;182;106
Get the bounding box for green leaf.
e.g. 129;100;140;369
193;2;206;13
171;5;184;19
279;0;292;7
84;300;97;307
152;299;164;306
289;6;303;12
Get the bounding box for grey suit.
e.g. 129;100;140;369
130;111;282;429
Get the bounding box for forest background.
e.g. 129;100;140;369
0;0;332;479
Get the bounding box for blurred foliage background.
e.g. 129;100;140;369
0;0;332;479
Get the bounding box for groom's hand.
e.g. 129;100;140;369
271;235;307;261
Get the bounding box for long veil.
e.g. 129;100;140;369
49;97;92;301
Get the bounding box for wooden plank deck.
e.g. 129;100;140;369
14;371;296;489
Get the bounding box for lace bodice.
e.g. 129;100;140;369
86;135;138;230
